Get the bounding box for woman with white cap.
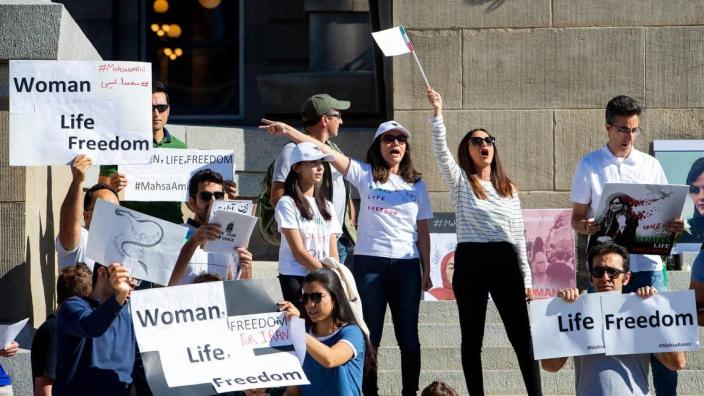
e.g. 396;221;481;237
426;88;542;396
261;118;432;396
276;142;342;310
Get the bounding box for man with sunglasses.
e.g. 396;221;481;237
269;94;357;266
169;169;253;285
570;95;684;394
541;243;686;396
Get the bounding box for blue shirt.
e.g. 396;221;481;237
0;364;10;386
301;324;365;396
692;249;704;283
53;296;135;396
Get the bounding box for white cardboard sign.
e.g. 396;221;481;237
530;292;606;359
9;60;152;165
0;318;29;349
203;211;258;254
86;199;188;285
530;291;699;359
121;149;235;202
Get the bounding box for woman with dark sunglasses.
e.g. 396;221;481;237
275;143;342;311
278;269;374;396
427;88;542;396
260;117;432;396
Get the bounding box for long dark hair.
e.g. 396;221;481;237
302;269;376;374
366;136;421;183
687;157;704;219
457;128;514;199
283;163;332;221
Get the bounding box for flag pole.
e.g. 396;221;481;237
401;25;430;88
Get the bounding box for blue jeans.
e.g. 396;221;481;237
353;255;421;396
624;270;677;396
337;236;354;268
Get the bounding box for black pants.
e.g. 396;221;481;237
453;242;542;396
278;274;306;312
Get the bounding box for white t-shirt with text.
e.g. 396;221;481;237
346;160;433;259
276;196;342;276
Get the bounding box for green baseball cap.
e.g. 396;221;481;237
301;94;351;122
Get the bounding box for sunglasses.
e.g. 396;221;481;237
152;104;169;113
589;266;626;278
690;185;703;194
381;134;408;143
469;136;496;147
194;191;225;201
300;292;328;305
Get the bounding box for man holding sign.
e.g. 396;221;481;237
169;169;253;285
541;243;686;396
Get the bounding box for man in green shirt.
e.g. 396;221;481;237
98;82;236;224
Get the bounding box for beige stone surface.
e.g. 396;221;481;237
646;27;704;108
393;0;550;29
519;191;571;209
393;29;462;110
462;28;644;109
397;110;553;191
553;0;704;27
0;111;25;201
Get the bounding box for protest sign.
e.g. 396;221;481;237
588;183;688;255
208;199;256;219
0;318;29;349
654;140;704;252
530;291;699;359
131;279;309;395
602;290;699;355
86;199;187;285
523;209;576;299
121;149;235;202
425;213;457;301
203;211;258;254
9;60;152;165
530;293;606;359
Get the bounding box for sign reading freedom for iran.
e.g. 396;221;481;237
530;290;699;360
131;279;309;395
121;149;235;202
9;60;152;166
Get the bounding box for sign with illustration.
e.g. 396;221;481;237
587;183;688;255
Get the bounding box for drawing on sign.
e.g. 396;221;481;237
113;208;164;274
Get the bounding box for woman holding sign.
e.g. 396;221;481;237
426;88;542;396
261;118;432;396
275;142;342;310
279;269;371;396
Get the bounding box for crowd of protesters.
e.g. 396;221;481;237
0;80;696;396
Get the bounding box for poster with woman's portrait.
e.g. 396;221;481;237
523;209;576;299
654;140;704;252
425;213;457;301
588;182;688;255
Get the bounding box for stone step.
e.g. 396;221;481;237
668;270;691;291
378;369;704;396
377;345;704;371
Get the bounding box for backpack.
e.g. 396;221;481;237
256;159;281;246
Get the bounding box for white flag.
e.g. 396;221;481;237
372;26;413;57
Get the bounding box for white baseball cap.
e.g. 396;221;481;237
290;142;335;165
374;120;411;141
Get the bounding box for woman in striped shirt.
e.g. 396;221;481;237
426;88;542;396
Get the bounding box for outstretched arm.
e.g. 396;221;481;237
59;155;92;251
427;88;462;188
259;119;352;176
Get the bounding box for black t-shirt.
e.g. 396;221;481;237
31;314;57;380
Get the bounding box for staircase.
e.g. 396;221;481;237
253;262;704;395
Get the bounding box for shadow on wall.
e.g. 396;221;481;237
464;0;508;12
40;169;57;317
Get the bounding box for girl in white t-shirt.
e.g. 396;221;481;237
261;119;432;396
275;142;342;310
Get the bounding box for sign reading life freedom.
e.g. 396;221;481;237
9;60;152;166
530;291;699;360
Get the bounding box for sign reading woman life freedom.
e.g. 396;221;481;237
9;60;152;166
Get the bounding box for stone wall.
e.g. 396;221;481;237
391;0;704;212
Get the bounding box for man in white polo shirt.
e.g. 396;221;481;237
570;94;684;395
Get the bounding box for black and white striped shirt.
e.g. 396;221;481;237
431;116;531;288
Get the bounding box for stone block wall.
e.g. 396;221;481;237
391;0;704;213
